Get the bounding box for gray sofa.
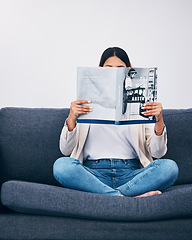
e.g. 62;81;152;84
0;107;192;240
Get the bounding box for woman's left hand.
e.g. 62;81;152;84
143;102;165;135
142;102;163;122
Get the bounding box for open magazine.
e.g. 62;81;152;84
77;67;157;125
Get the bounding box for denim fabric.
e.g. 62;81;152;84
83;158;144;189
53;157;179;197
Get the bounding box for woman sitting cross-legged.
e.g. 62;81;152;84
53;47;179;197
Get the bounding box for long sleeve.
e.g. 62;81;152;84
59;120;77;156
145;124;167;159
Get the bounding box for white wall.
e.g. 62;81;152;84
0;0;192;109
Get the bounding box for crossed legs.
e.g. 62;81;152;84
53;157;179;197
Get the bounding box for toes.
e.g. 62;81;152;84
134;190;162;198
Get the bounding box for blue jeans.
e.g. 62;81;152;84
53;157;179;197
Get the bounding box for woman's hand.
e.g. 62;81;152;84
142;102;165;136
67;100;92;131
142;102;163;122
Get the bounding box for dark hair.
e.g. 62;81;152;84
99;47;131;67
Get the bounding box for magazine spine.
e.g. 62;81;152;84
115;68;125;122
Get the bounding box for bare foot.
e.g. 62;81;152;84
134;190;162;198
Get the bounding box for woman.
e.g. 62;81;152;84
53;47;179;197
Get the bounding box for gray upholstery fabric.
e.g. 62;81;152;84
0;107;192;239
0;107;69;186
0;213;191;240
0;107;70;213
0;108;191;189
0;107;192;215
1;180;192;222
163;109;192;185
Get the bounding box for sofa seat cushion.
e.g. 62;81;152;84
1;180;192;222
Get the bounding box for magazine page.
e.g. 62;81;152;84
116;67;157;124
77;67;119;123
76;67;157;124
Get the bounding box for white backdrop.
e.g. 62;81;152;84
0;0;192;109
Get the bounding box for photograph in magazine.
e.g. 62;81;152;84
77;67;157;125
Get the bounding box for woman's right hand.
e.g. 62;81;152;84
66;100;92;131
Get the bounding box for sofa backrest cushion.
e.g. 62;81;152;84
0;108;69;188
0;108;191;186
163;108;192;185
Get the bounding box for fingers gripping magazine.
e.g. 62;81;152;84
77;67;157;125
